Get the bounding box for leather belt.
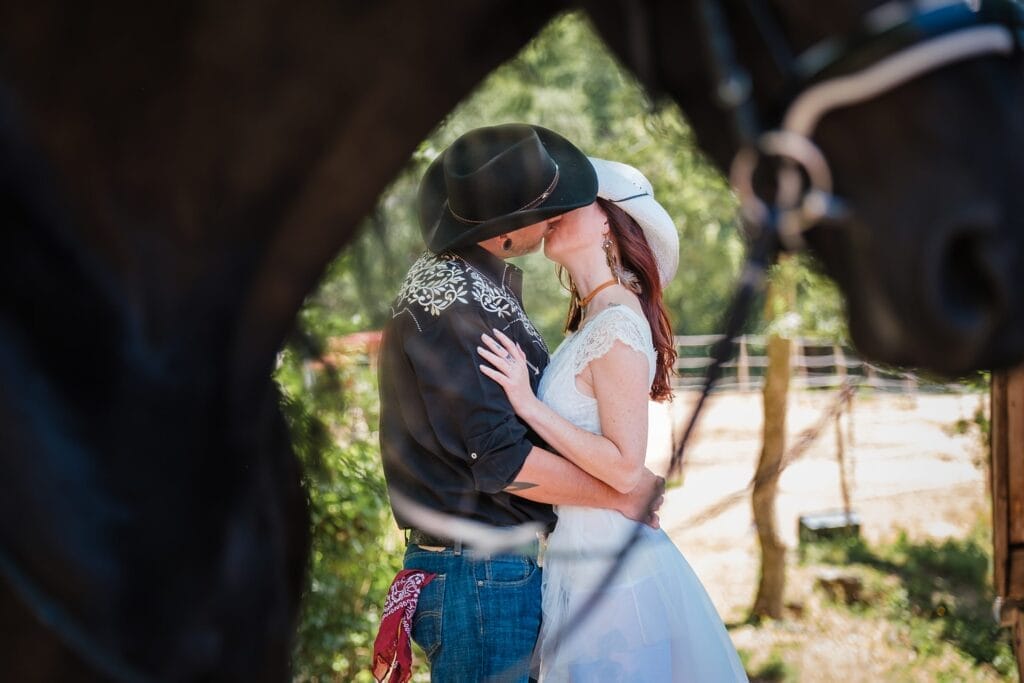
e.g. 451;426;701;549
407;529;456;548
405;529;545;564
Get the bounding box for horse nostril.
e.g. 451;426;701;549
932;228;1005;341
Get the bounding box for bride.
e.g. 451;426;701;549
478;158;748;681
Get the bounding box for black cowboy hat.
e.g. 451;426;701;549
418;123;598;253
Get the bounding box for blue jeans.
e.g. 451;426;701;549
404;543;542;682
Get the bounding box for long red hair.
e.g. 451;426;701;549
561;197;676;401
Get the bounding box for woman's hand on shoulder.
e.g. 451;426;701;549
478;329;539;417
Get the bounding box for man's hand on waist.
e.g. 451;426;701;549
617;467;665;529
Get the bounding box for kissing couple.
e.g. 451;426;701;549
375;124;748;682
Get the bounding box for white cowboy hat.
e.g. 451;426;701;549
588;157;680;287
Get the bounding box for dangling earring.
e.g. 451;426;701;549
502;237;513;252
602;234;620;284
602;233;642;294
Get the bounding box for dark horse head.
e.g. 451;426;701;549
586;0;1024;375
0;0;1022;680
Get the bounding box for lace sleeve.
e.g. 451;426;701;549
571;306;655;376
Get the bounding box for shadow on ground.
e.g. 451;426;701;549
798;527;1015;678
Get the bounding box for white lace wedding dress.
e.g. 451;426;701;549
534;305;748;682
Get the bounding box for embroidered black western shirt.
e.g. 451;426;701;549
379;245;556;530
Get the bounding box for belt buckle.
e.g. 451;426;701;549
408;529;458;553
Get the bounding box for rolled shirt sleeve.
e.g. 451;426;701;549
402;308;534;493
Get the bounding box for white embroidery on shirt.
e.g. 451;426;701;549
393;253;468;318
392;252;548;353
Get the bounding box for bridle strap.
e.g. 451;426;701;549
770;20;1019;249
698;0;761;147
792;0;1024;85
785;23;1018;138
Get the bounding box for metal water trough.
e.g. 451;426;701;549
798;509;862;544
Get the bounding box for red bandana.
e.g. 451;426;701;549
372;569;437;683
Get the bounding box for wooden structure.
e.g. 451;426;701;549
672;335;962;393
991;369;1024;678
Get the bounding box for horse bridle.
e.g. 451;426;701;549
701;0;1024;253
664;0;1024;537
662;0;1024;484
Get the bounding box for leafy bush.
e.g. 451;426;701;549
277;349;402;681
801;523;1016;678
738;648;796;682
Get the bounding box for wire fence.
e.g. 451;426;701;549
673;334;973;393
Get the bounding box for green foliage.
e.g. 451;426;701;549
798;532;875;567
753;651;795;682
277;349;403;681
800;523;1016;678
949;394;991;463
763;253;847;341
738;648;797;682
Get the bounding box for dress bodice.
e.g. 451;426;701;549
537;304;656;436
533;307;750;683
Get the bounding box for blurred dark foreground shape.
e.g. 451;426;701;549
1;1;1023;680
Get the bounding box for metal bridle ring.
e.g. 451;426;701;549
728;130;836;251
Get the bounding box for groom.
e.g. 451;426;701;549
378;124;664;682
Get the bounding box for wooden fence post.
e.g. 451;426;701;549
834;345;846;383
834;344;855;445
847;387;856;447
835;404;852;522
991;368;1024;680
791;338;806;390
866;363;877;389
738;337;750;392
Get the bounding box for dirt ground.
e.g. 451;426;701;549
645;389;995;680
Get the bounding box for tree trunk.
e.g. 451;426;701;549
751;332;791;620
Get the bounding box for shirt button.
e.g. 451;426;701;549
470;452;478;460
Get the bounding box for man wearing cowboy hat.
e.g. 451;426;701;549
377;124;665;681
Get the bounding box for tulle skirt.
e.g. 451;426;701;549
535;506;748;682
